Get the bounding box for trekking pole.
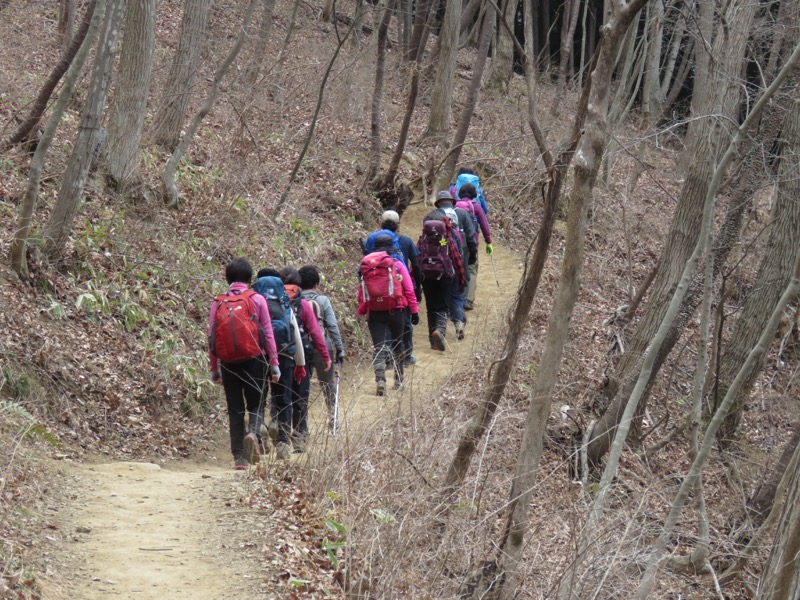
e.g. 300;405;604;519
489;253;501;288
332;360;342;436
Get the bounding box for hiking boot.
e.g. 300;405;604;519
464;300;474;311
404;354;417;366
393;378;403;391
431;330;446;352
292;432;308;454
243;433;260;465
260;421;280;447
233;457;249;470
376;379;386;396
276;442;291;461
455;321;465;341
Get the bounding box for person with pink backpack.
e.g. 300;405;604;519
357;234;420;395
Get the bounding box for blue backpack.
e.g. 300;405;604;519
253;276;297;357
363;229;404;262
454;173;489;215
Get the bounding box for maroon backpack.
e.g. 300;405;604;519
417;220;455;280
359;252;404;312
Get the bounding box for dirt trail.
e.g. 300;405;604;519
44;201;522;599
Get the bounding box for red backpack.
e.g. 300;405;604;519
210;290;264;363
359;252;404;312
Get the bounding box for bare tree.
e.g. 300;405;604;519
587;0;758;466
437;4;495;190
1;0;98;153
366;0;397;184
424;0;459;138
9;0;107;276
103;0;157;189
148;0;211;151
485;0;518;92
162;0;258;208
40;0;128;259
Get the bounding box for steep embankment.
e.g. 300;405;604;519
40;201;522;598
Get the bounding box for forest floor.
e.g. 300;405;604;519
31;200;523;598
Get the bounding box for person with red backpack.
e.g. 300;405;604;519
418;202;468;351
358;234;420;395
455;182;492;311
208;258;280;470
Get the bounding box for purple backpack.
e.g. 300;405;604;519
417;220;454;280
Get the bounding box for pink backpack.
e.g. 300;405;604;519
359;252;404;312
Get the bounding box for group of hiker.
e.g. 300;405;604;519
208;168;492;469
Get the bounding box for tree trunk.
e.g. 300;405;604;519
437;5;494;190
148;0;211;151
486;0;518;93
103;0;157;190
714;83;800;444
58;0;76;50
587;0;757;466
370;0;432;194
556;0;579;89
9;0;107;277
748;423;800;528
366;0;396;184
243;0;277;86
641;0;663;123
756;436;800;600
1;0;98;153
40;0;127;259
425;0;459;138
162;0;258;208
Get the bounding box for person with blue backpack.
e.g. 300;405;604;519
455;182;492;311
253;267;331;459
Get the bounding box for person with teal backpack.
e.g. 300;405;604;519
450;167;489;216
253;267;332;459
455;182;492;311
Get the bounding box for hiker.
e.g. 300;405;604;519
455;182;492;311
208;257;280;470
299;265;345;433
431;191;476;340
418;202;467;350
450;167;490;216
373;210;421;365
253;267;331;460
357;234;420;395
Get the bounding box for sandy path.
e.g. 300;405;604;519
44;200;523;599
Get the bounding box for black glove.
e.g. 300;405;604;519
411;313;420;326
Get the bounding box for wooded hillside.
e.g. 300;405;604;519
1;0;799;597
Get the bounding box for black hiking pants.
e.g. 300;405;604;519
421;276;452;338
367;310;405;384
269;354;307;446
221;357;266;460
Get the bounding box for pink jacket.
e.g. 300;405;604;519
298;298;332;363
208;282;279;372
456;198;492;245
357;258;419;316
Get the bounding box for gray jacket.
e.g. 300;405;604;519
301;290;345;360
